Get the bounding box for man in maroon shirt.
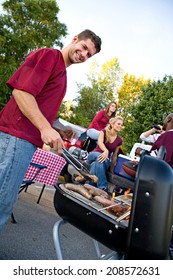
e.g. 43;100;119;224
150;113;173;168
0;29;102;234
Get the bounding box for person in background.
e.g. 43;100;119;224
86;101;117;141
140;124;164;144
150;114;173;250
129;124;164;159
127;114;173;178
150;113;173;168
86;116;123;191
0;29;102;235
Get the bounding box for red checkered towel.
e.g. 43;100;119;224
24;148;66;187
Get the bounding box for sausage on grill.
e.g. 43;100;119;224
74;174;98;183
64;183;92;200
93;195;113;206
84;184;109;198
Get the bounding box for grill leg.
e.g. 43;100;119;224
53;219;66;260
37;184;46;204
101;251;124;260
92;239;123;260
53;219;124;260
11;212;17;224
92;239;102;259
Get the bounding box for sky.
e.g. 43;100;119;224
0;0;173;100
56;0;173;100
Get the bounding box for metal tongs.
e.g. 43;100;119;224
62;147;93;181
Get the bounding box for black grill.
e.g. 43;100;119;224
54;152;173;259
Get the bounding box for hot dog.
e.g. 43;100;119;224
93;195;113;206
73;174;86;183
64;183;92;200
74;174;98;183
88;174;98;183
84;184;109;198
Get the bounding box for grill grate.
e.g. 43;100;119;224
59;184;132;227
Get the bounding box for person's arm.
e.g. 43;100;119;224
89;110;104;130
97;130;109;163
142;128;157;138
140;129;156;143
12;89;64;154
109;146;120;173
140;126;163;143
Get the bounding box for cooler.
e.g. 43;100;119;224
114;154;135;181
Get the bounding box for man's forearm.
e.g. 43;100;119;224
143;128;156;138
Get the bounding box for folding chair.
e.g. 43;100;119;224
19;162;47;196
11;148;66;223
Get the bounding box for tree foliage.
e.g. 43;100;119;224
87;57;123;101
60;57;123;127
0;0;67;108
117;73;150;118
70;83;105;127
121;75;173;153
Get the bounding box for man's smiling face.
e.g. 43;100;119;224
68;36;96;64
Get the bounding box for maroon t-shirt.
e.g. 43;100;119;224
0;48;67;147
150;130;173;168
93;129;122;158
88;110;111;131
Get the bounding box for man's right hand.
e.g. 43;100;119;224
41;127;64;155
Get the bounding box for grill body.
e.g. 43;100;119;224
126;154;173;259
54;186;128;253
54;153;173;259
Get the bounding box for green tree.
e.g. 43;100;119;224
121;75;173;153
0;0;67;108
70;83;105;127
58;100;74;121
88;57;123;101
117;73;150;118
65;57;123;127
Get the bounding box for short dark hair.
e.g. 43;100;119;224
77;29;102;53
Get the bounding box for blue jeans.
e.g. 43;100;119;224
87;152;110;190
87;128;100;141
0;132;36;234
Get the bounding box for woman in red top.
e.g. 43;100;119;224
87;101;117;140
86;116;123;191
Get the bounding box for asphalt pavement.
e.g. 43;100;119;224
0;182;115;260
